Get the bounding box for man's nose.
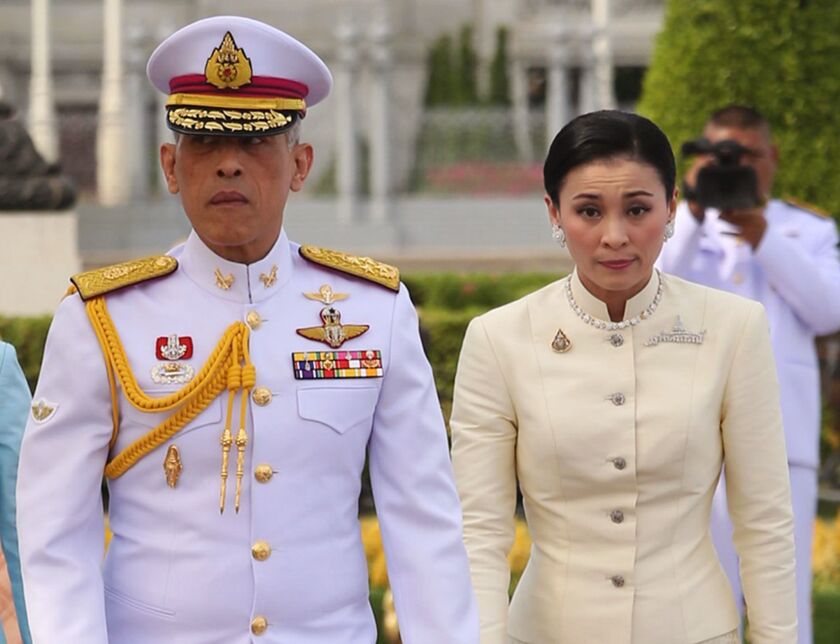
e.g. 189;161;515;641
215;144;244;178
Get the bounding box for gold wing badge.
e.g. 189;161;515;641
298;284;368;348
297;306;369;349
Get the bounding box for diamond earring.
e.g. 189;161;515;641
663;220;675;242
552;223;566;247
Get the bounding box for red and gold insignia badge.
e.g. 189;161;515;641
204;31;253;90
156;335;194;361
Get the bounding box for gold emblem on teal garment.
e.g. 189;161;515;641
297;306;369;349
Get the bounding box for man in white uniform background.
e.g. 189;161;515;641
16;16;479;644
659;104;840;644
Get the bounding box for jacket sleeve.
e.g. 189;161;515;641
656;202;705;278
721;302;797;642
753;216;840;335
0;343;33;643
449;317;518;644
15;296;113;643
367;284;480;644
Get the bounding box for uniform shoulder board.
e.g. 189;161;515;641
299;245;400;292
783;197;831;219
70;255;178;301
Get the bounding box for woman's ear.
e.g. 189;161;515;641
544;194;561;228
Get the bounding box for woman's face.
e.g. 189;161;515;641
546;156;676;304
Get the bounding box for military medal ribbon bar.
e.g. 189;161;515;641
292;350;383;380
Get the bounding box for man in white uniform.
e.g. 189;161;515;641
659;104;840;644
16;16;479;644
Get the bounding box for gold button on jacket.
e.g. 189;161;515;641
251;387;272;406
450;272;795;644
251;540;271;561
254;464;273;483
251;615;268;635
246;310;262;329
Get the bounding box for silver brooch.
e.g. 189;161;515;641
645;316;706;347
151;362;196;385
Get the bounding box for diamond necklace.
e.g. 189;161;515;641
564;271;664;331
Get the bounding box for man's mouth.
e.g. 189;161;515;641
210;190;248;205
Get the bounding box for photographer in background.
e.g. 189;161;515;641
659;104;840;644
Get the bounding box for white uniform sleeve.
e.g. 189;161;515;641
16;296;112;643
721;302;797;642
753;216;840;335
656;203;705;277
367;285;480;644
450;317;518;644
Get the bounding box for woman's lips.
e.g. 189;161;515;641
600;259;635;270
210;190;248;205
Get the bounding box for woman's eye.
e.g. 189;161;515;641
628;206;650;217
577;206;600;219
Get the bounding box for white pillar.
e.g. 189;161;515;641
368;21;393;224
591;0;615;110
126;26;149;199
334;22;361;224
578;43;597;115
510;59;532;162
545;26;570;146
97;0;130;205
28;0;59;163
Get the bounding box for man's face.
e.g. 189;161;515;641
160;131;313;263
697;123;779;201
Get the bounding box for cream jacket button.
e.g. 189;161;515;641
246;310;262;330
609;392;626;406
612;457;627;470
252;540;272;561
252;387;272;406
254;464;274;483
610;509;624;524
251;616;268;635
611;575;625;588
609;333;624;347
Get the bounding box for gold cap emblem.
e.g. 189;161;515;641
31;399;57;423
205;32;253;90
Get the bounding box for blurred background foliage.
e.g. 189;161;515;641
638;0;840;222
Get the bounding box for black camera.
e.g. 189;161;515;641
680;138;760;210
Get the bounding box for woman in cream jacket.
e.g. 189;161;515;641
450;111;796;644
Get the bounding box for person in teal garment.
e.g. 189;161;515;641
0;341;32;643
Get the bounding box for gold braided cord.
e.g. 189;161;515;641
83;297;253;481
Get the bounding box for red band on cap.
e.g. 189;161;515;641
169;74;309;99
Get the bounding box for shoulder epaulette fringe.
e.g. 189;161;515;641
70;256;178;301
299;246;400;291
784;197;831;219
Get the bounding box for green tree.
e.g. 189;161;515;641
487;27;511;106
638;0;840;220
457;25;479;106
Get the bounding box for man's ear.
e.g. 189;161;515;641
160;143;179;195
290;143;314;192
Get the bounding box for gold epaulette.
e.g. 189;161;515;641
784;197;831;219
70;255;178;301
299;245;400;292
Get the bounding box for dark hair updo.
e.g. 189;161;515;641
543;110;676;205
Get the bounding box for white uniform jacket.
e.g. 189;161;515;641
17;230;479;644
658;199;840;468
450;271;796;644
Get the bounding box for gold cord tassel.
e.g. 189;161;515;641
234;425;248;513
219;426;233;513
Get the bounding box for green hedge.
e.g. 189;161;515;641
638;0;840;221
0;315;51;391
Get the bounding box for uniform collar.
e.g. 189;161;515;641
178;229;294;303
569;268;661;322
